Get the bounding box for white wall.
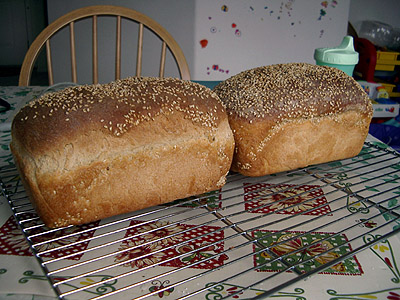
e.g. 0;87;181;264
30;0;400;83
47;0;351;82
193;0;350;80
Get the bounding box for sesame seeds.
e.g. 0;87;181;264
16;77;226;138
213;63;372;123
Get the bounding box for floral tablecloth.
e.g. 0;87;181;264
0;86;400;300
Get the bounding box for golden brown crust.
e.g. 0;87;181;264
14;77;227;156
11;77;235;227
229;110;371;176
213;63;373;176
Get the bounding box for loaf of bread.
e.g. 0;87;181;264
11;77;235;228
213;63;373;177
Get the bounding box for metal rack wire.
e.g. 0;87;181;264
1;140;400;299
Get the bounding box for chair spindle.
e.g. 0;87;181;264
92;16;98;84
136;23;143;77
69;22;77;83
45;40;54;86
116;16;122;80
159;41;166;78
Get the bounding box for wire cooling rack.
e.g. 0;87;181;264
1;140;400;299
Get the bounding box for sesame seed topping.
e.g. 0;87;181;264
13;77;227;139
213;63;372;123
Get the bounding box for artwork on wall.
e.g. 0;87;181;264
194;0;349;80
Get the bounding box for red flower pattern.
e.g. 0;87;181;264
115;220;228;270
244;183;331;216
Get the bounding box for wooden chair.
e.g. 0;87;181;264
18;5;190;86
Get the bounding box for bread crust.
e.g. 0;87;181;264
213;63;373;176
11;77;235;227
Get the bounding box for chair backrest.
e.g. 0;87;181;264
18;5;190;86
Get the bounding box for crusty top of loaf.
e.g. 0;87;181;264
12;77;227;155
213;63;372;122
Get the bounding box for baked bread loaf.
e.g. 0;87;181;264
213;63;373;177
11;77;235;228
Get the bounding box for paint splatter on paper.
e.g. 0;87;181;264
197;1;345;78
318;0;338;20
207;65;229;76
200;39;208;48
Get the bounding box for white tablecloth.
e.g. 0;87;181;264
0;86;399;300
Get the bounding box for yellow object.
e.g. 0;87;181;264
375;51;400;71
376;86;389;99
375;64;396;71
377;51;400;61
380;83;400;98
380;83;395;93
